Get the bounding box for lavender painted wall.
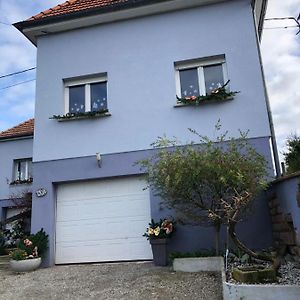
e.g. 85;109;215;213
34;0;271;162
31;136;273;266
0;138;33;222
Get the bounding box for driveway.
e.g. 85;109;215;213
0;261;223;299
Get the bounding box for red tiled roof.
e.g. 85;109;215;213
29;0;137;21
0;119;34;140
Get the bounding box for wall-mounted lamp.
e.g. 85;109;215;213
96;152;102;168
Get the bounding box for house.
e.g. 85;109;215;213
14;0;277;266
0;119;34;233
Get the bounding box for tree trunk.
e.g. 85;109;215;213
214;222;221;256
228;221;273;262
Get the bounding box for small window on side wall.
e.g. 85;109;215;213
64;74;108;114
175;55;228;99
13;158;32;182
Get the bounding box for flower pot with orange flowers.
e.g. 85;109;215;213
143;218;175;266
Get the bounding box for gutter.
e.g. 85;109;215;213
251;1;281;177
0;134;33;142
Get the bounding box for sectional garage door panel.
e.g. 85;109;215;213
56;177;153;264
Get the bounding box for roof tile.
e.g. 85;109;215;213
0;119;34;140
28;0;131;21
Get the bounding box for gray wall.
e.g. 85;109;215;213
31;137;273;266
34;0;271;162
0;137;33;222
271;174;300;244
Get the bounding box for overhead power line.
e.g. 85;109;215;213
264;25;299;30
0;20;11;26
0;67;36;79
0;79;36;91
265;14;300;35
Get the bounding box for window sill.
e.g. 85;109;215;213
50;111;111;122
174;97;233;108
10;179;33;186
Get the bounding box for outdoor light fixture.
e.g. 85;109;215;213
96;152;102;167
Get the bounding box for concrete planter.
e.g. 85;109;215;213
223;281;300;300
10;257;41;272
150;238;169;266
173;256;224;272
232;265;276;283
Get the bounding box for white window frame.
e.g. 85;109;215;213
175;57;228;97
13;158;32;181
64;75;107;114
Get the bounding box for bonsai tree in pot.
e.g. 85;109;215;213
9;228;48;272
144;218;175;266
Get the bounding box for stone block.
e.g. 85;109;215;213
173;257;223;272
280;232;296;245
232;266;276;284
268;199;279;209
224;282;300;300
271;214;284;224
285;213;293;223
272;223;287;232
270;207;278;215
273;232;281;240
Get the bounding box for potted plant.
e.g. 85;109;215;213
9;228;48;272
143;218;175;266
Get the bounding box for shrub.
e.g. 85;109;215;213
9;249;27;261
18;228;48;258
283;134;300;174
169;250;218;261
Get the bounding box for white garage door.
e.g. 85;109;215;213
56;176;153;264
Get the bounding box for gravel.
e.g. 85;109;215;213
0;261;223;299
277;262;300;285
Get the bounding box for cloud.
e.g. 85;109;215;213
261;0;300;162
0;0;61;131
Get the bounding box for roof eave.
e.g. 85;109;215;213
0;134;34;142
251;0;268;40
14;0;228;46
258;0;268;39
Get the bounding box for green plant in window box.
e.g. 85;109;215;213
10;177;33;185
176;80;239;105
50;109;109;120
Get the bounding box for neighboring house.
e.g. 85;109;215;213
14;0;277;266
0;119;34;232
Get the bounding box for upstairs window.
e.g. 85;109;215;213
175;56;228;98
64;74;108;114
13;158;32;182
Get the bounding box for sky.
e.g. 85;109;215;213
0;0;299;162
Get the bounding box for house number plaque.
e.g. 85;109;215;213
36;188;47;197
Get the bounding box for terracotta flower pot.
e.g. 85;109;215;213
10;257;41;272
150;238;169;266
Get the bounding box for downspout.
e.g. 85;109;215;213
251;0;281;177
